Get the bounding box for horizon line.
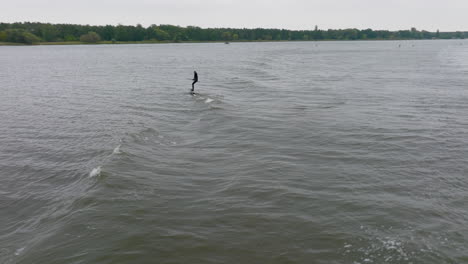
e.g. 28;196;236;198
2;21;468;33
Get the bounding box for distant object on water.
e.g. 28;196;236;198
225;42;230;44
191;71;198;94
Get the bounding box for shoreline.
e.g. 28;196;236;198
0;38;462;46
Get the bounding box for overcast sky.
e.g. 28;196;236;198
3;0;467;31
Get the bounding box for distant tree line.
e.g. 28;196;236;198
0;22;466;44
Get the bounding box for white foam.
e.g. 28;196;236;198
344;225;417;263
383;239;401;250
89;166;101;177
15;247;25;256
205;98;214;103
113;145;122;154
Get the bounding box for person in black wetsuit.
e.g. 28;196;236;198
191;71;198;93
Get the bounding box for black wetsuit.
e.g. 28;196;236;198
192;71;198;92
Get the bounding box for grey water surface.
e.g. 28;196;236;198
1;40;467;264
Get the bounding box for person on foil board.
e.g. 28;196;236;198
191;71;198;94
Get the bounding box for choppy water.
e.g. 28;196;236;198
1;40;468;264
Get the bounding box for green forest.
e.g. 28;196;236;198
0;22;467;45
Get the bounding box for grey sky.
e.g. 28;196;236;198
3;0;467;31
